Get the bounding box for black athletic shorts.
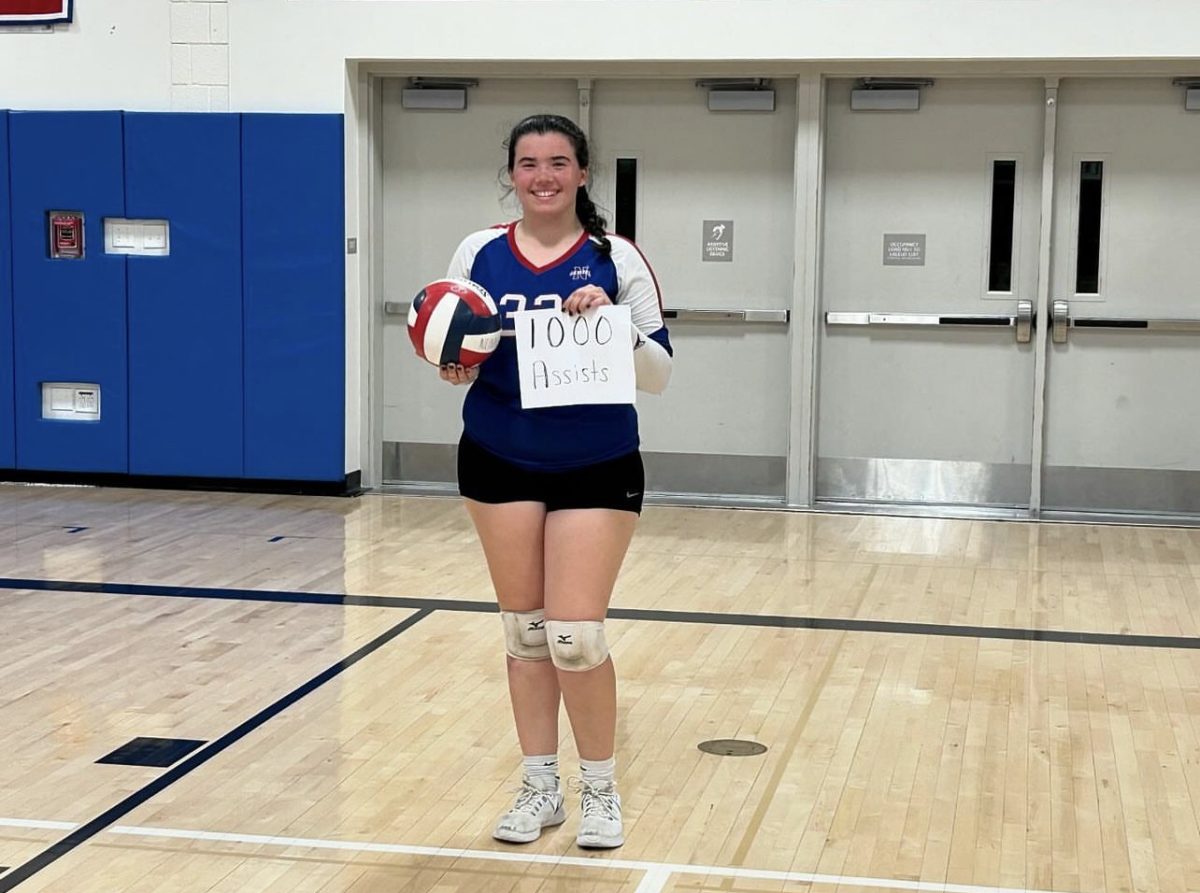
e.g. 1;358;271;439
457;434;645;514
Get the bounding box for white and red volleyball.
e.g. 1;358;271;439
407;278;502;367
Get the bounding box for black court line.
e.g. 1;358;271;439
0;576;495;613
3;577;1200;651
0;608;433;893
610;607;1200;650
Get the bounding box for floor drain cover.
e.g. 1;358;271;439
698;739;768;756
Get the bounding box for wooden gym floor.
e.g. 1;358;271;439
1;483;1199;892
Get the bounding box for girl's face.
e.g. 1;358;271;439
510;131;587;224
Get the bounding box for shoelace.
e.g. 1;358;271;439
570;777;620;821
510;779;557;815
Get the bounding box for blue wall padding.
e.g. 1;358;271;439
242;114;345;481
0;113;14;468
10;111;128;472
125;113;243;477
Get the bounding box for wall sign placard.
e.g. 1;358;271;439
0;1;72;25
883;233;926;266
703;220;734;262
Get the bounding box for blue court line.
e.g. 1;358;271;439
2;576;1199;651
0;608;433;893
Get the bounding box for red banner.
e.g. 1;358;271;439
0;1;72;24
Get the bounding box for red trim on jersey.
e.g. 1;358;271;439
507;221;590;275
609;233;665;313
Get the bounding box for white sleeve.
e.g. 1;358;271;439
611;236;673;394
612;236;666;336
446;227;507;280
633;333;672;395
446;238;474;280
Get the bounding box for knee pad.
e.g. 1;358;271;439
545;620;609;672
501;609;550;661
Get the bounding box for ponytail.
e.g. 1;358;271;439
575;186;612;257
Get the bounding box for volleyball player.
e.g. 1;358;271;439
437;114;672;848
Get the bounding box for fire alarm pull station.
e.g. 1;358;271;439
48;211;84;259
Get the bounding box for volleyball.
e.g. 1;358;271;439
407;278;502;367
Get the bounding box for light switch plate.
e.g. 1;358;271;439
42;382;101;420
104;218;170;256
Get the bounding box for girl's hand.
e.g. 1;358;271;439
438;363;479;385
563;285;612;316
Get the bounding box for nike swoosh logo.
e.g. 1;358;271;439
626;491;641;499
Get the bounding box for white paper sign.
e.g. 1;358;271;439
512;305;636;409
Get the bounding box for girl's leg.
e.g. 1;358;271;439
543;508;637;758
464;498;559;755
465;498;567;844
544;507;637;848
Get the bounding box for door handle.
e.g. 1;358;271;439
825;300;1033;343
1051;301;1200;342
662;308;789;323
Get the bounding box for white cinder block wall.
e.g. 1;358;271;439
170;0;230;111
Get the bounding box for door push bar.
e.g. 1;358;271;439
824;300;1034;343
1051;300;1200;343
383;302;789;324
662;308;789;323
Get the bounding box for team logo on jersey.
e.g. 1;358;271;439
569;265;592;281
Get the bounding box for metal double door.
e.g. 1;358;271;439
379;77;796;499
818;77;1200;518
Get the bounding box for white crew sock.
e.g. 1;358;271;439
579;756;616;789
523;753;560;790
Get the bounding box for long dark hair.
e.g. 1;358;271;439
504;114;612;257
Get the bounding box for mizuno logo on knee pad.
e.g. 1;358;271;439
502;609;551;661
545;620;608;672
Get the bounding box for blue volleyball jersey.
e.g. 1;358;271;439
447;223;673;471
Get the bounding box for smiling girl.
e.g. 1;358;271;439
436;114;672;848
